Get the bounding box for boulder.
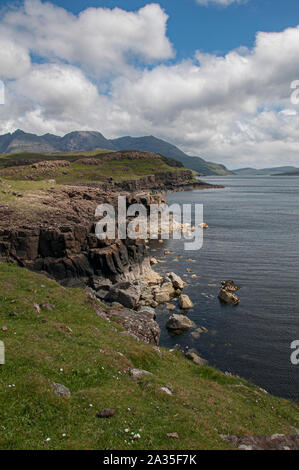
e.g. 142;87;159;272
218;288;240;306
105;281;141;309
154;281;175;304
221;280;241;292
167;272;185;290
130;368;153;381
179;294;193;309
185;351;208;366
166;314;195;332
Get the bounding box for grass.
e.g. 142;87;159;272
0;153;184;184
0;262;298;450
0;150;183;185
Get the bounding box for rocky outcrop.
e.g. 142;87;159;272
107;307;160;345
221;433;299;450
0;186;165;287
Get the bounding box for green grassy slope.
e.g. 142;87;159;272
0;263;298;450
0;151;183;185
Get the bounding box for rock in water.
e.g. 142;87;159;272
166;272;185;290
218;280;241;305
166;314;195;333
179;294;193;309
221;280;241;292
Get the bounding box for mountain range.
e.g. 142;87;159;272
234;166;299;176
0;130;233;176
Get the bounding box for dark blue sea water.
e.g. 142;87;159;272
152;176;299;401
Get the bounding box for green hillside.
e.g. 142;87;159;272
0;263;298;450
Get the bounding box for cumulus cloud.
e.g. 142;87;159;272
1;1;299;169
0;38;31;79
2;0;173;77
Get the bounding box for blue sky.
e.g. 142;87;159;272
1;0;299;168
8;0;299;59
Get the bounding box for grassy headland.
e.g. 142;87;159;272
0;263;298;450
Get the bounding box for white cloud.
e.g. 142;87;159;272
0;38;31;79
1;1;299;169
2;0;173;77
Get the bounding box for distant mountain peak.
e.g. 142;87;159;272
0;129;233;175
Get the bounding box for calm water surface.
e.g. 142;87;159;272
152;176;299;401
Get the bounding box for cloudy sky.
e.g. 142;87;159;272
1;0;299;169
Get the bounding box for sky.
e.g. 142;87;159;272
1;0;299;169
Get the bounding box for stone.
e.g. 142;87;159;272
199;222;209;229
166;272;185;290
167;433;179;439
97;409;115;418
221;280;241;292
150;257;159;265
166;303;176;311
179;294;193;309
218;288;240;306
130;369;153;381
105;281;141;309
166;314;195;332
40;303;55;311
185;351;208;366
51;382;71;398
138;306;156;320
160;387;172;395
154;281;175;304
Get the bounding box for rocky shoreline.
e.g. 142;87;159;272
0;169;222;354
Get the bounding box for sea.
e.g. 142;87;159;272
151;176;299;402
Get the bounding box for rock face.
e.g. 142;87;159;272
218;280;241;305
166;314;195;333
0;187;165;288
